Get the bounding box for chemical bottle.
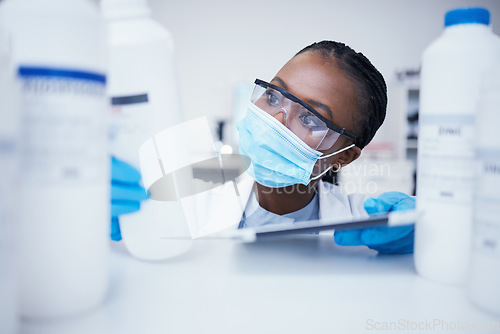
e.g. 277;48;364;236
415;7;500;285
0;23;19;334
467;67;500;315
0;0;109;318
101;0;192;260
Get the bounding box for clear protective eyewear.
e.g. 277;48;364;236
251;79;357;150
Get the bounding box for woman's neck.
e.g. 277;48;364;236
255;181;319;215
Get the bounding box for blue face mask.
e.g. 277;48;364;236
237;103;355;188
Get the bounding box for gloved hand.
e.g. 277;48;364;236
110;156;148;241
334;191;415;254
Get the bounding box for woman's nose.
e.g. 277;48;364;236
273;109;286;125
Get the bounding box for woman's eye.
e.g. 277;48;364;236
298;112;318;127
265;90;281;106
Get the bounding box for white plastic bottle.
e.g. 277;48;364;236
0;0;109;318
0;24;19;334
102;0;192;260
415;7;500;285
467;67;500;315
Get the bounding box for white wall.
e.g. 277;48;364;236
149;0;500;142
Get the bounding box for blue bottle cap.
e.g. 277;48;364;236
445;7;490;27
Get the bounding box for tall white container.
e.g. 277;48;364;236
102;0;192;260
0;24;19;334
415;7;500;285
0;0;109;318
467;67;500;315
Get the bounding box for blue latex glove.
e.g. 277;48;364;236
334;192;415;254
110;157;148;241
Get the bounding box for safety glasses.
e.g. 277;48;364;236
251;79;357;150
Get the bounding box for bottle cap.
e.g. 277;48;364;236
445;7;490;27
101;0;151;20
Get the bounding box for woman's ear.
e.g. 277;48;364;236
338;146;361;167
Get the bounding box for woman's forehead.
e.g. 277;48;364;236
273;52;358;125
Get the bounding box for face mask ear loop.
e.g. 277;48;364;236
317;143;355;160
309;163;336;181
309;143;356;182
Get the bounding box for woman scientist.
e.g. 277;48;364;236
110;40;415;254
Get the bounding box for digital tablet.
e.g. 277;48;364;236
227;210;418;243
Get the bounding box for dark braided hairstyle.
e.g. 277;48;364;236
296;41;387;150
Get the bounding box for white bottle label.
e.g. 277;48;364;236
473;149;500;258
417;114;475;204
18;66;106;185
109;93;152;165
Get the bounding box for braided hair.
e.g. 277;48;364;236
296;41;387;150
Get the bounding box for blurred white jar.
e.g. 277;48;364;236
102;0;192;261
415;7;500;285
0;0;109;318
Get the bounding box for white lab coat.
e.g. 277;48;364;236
181;173;369;238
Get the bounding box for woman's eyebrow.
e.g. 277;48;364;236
307;100;334;121
271;76;289;90
272;76;334;121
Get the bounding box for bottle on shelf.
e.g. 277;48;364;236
415;7;500;285
0;0;110;318
102;0;192;261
